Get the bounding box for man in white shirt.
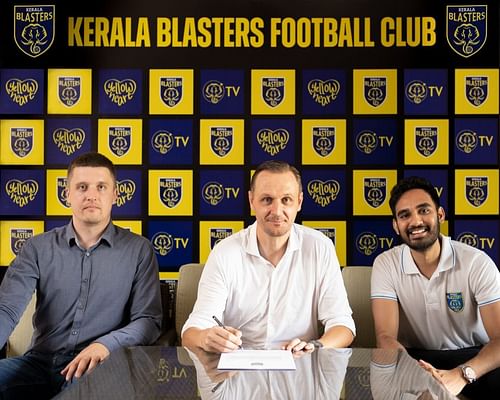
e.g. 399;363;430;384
182;160;355;353
371;176;500;398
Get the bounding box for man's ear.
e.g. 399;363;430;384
437;206;445;223
392;219;400;235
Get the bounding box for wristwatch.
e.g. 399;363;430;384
460;364;477;384
309;339;324;349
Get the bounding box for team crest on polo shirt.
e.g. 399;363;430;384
151;130;174;155
58;77;81;107
160;77;183;107
364;178;386;208
159;177;182;208
14;5;55;58
108;126;131;157
312;127;335;157
210;228;232;249
10;228;33;255
151;232;174;256
57;177;69;207
446;6;487;58
210;127;233;157
202;181;224;206
465;176;488;207
262;77;284;107
364;77;386;107
465;76;488;106
447;292;464;312
415;127;438;157
10;127;33;158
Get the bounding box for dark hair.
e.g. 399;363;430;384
67;152;116;183
250;160;302;192
389;176;440;216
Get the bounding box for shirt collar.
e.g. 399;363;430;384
401;234;454;275
65;220;114;248
245;221;301;258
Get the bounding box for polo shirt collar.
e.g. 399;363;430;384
245;221;300;258
401;234;454;275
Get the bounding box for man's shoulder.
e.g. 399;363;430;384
111;224;151;246
295;223;331;244
373;243;406;266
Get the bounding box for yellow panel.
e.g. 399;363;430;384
0;120;44;165
301;119;346;165
113;220;143;235
0;221;44;266
302;220;347;266
149;69;194;115
199;119;245;165
353;170;398;215
251;69;295;115
97;119;143;165
455;169;499;215
404;119;449;165
46;169;71;216
148;170;193;216
455;69;499;114
353;69;397;114
47;69;92;114
199;221;244;263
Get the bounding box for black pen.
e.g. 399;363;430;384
212;315;243;349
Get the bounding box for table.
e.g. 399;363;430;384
54;346;459;399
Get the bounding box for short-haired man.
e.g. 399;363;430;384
182;160;355;353
371;176;500;397
0;152;162;398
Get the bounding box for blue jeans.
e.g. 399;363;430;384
0;351;76;400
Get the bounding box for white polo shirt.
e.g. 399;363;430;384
371;235;500;350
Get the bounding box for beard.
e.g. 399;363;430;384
401;221;440;252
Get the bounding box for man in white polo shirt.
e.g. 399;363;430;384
371;176;500;398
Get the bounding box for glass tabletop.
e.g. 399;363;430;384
53;346;459;400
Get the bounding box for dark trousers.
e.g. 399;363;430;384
0;351;76;400
407;346;500;399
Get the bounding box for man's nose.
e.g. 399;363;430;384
270;200;282;214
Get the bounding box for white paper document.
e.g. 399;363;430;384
217;349;296;370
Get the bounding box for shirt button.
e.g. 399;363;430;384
82;279;88;284
71;330;78;335
85;252;90;257
77;302;83;309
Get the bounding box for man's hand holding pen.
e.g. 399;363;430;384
196;316;243;353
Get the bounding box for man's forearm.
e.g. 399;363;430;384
320;325;355;348
376;334;406;350
465;338;500;378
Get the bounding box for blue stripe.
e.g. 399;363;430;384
478;297;500;307
371;294;398;301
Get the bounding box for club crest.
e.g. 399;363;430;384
10;127;33;158
152;232;174;256
58;77;81;107
14;5;55;58
356;232;379;256
446;292;464;312
262;77;284;107
256;128;289;156
356;131;378;154
202;181;224;206
364;77;386;107
210;127;233;157
160;77;183;107
203;80;225;104
465;176;488;207
57;177;69;207
415;127;438;157
312;127;335;157
159;177;182;208
10;228;33;255
210;228;232;249
108;126;131;157
447;5;487;58
5;78;39;106
151;130;174;155
456;130;478;154
405;80;428;104
465;76;488;106
364;178;387;208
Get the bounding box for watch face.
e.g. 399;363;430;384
462;365;477;382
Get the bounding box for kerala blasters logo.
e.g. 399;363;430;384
456;231;479;248
356;131;378;154
210;228;233;249
210;127;233;157
256;128;289;156
5;179;39;208
356;232;378;256
160;77;183;107
307;179;340;207
116;179;136;207
446;292;464;312
58;77;81;107
415;127;438;157
465;76;488;106
14;5;55;58
456;130;478;154
57;177;69;207
262;77;284;107
316;228;336;245
364;178;387;208
151;131;174;155
108;126;131;157
159;177;182;208
405;80;428;104
465;176;488;207
10;228;33;255
10;127;33;158
152;232;174;256
364;77;386;107
202;182;224;206
104;79;137;106
312;127;335;157
52;128;85;156
203;80;225;104
447;6;487;58
307;79;340;106
5;78;39;106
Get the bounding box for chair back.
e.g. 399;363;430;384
342;266;375;348
6;292;36;357
175;263;204;344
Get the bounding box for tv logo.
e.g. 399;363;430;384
355;232;393;256
457;231;495;250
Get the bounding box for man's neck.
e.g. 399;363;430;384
73;219;110;250
256;230;290;267
410;237;442;279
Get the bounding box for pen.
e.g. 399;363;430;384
212;315;243;349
